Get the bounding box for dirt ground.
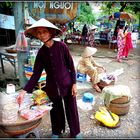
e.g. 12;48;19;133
0;42;140;138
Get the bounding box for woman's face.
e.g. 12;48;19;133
36;27;51;43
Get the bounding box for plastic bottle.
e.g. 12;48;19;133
30;50;36;66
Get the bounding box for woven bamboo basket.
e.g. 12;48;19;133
108;101;130;115
0;114;43;136
108;96;130;115
98;80;115;90
111;96;129;104
6;49;17;53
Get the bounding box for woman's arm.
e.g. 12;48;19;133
120;30;125;38
17;48;44;105
91;57;106;71
23;50;44;93
72;84;77;97
16;89;27;105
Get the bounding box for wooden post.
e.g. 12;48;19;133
13;2;28;88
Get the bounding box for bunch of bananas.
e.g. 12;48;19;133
95;106;120;128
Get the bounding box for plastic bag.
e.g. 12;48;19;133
16;30;28;51
0;92;19;123
99;73;116;84
95;106;120;128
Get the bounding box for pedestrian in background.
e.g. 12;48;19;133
16;18;81;138
88;25;97;47
81;24;88;45
122;25;133;59
117;25;125;62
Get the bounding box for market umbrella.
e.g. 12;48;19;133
109;12;136;22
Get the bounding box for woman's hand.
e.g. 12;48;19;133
102;66;106;72
99;66;106;73
72;84;78;97
16;90;26;105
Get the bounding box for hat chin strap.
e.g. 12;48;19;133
44;37;53;44
44;33;55;44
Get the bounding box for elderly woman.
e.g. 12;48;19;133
77;47;106;93
16;18;81;138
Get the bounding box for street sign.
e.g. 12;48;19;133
28;1;80;24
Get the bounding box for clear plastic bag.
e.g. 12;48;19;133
18;93;34;111
15;30;28;51
0;92;19;123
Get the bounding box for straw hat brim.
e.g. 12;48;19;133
82;47;97;57
24;18;62;39
90;25;98;31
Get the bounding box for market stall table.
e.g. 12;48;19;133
0;50;17;77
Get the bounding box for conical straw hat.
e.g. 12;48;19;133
89;25;98;31
24;18;62;39
82;47;97;58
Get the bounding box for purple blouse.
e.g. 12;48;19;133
24;41;76;98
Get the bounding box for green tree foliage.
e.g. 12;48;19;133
101;2;139;22
0;2;13;8
100;2;120;15
128;2;140;14
76;2;95;24
100;2;140;36
127;2;140;30
0;2;14;15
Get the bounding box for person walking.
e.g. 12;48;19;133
122;25;133;58
117;25;125;62
77;47;106;93
88;25;97;47
81;24;88;45
16;18;81;138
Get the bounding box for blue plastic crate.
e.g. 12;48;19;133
76;72;87;82
82;92;94;103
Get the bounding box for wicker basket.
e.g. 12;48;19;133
96;118;121;129
108;101;130;116
6;49;17;53
108;96;130;115
1;114;43;136
2;119;41;136
111;96;129;104
98;80;115;90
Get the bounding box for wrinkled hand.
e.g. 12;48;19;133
72;84;78;97
16;90;26;105
102;66;106;72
